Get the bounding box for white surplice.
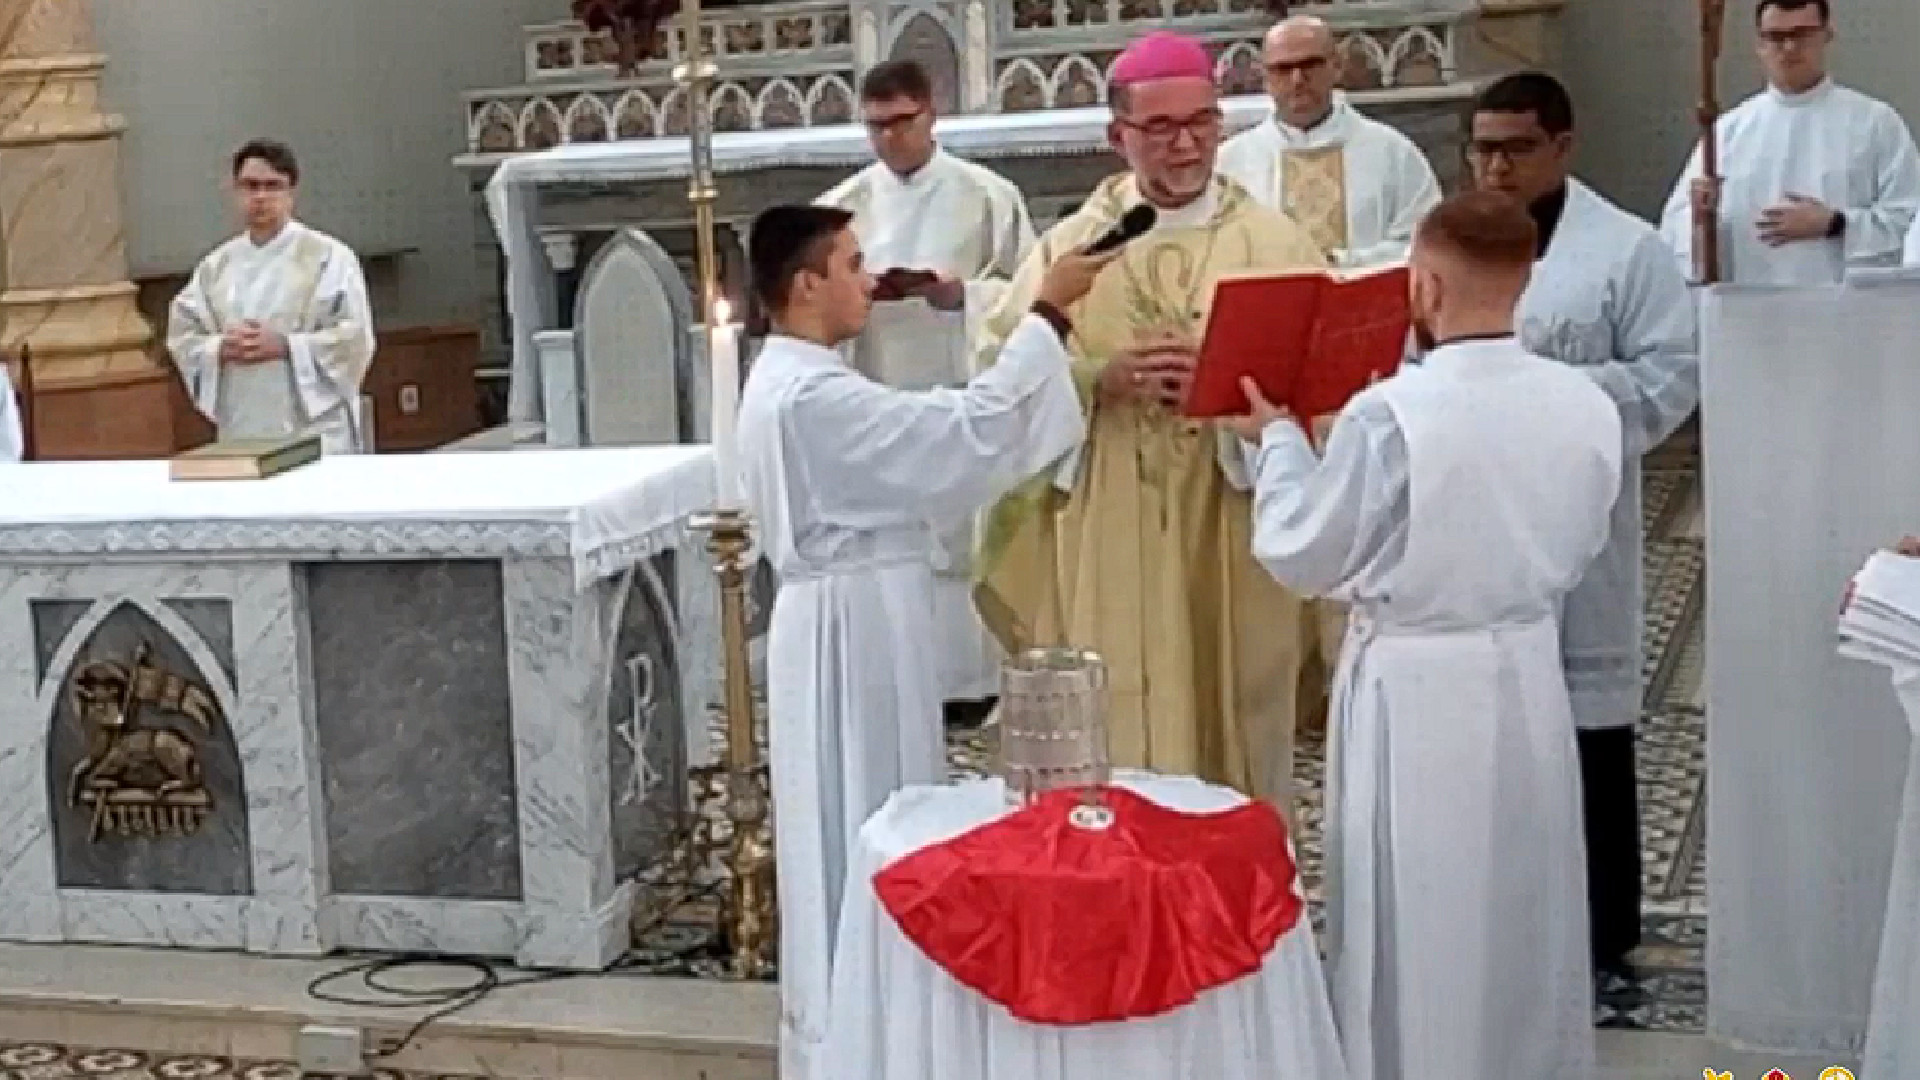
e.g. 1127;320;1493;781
1660;78;1920;285
1245;338;1623;1080
0;364;20;462
1523;180;1699;732
736;313;1084;1080
166;221;377;453
1215;93;1440;268
1863;670;1920;1078
818;148;1037;701
1904;212;1920;266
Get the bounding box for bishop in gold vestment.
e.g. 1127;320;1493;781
973;34;1328;804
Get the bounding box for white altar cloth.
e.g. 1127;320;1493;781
0;446;715;588
1702;279;1920;1055
823;772;1348;1080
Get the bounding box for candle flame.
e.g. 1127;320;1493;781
714;298;732;325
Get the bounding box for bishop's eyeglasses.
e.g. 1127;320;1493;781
1117;108;1225;147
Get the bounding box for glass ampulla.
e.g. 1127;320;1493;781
998;647;1111;809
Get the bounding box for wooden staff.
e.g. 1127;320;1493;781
10;342;34;461
1695;0;1728;284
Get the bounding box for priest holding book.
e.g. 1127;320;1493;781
972;30;1328;811
1468;71;1699;1005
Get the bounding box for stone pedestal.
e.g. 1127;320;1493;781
0;0;171;458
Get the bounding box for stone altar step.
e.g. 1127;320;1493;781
0;942;775;1079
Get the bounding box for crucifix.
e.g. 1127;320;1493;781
1695;0;1728;284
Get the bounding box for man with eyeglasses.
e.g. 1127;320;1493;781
166;139;376;453
1659;0;1920;284
1218;14;1440;270
1217;11;1441;745
972;31;1327;815
815;59;1035;716
1468;71;1699;1012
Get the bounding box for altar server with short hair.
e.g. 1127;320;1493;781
1470;71;1699;1001
817;59;1037;710
737;203;1109;1080
167;139;377;454
0;364;21;462
1217;13;1441;269
1660;0;1920;284
1232;190;1622;1080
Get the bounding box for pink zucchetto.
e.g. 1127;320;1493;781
1108;30;1215;87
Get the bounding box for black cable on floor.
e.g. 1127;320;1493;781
303;880;727;1061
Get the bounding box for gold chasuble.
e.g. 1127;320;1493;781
973;173;1328;805
1281;147;1349;258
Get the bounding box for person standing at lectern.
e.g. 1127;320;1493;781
1233;191;1622;1080
1660;0;1920;285
1469;72;1700;1006
816;59;1037;718
735;204;1111;1080
166;139;377;453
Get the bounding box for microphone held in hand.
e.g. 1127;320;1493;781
1081;204;1158;256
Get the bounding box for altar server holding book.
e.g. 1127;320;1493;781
735;204;1110;1080
816;59;1037;708
1839;540;1920;1080
167;139;377;454
1231;191;1622;1080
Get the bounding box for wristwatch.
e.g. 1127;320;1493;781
1827;210;1847;238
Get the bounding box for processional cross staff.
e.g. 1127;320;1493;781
1695;0;1728;285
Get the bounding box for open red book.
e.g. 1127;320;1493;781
1184;264;1412;420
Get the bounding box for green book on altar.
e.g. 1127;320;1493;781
169;435;322;482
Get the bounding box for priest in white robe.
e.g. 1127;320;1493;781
1471;72;1700;1001
735;204;1109;1080
1659;0;1920;284
1233;190;1622;1080
167;139;377;454
816;59;1036;709
0;363;21;462
1216;13;1441;269
1215;11;1441;734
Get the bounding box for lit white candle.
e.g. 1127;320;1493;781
709;298;742;509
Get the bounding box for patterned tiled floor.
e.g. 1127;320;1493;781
0;457;1708;1077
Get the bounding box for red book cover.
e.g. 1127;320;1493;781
1185;265;1412;420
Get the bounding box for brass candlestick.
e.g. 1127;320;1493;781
688;508;775;979
1694;0;1727;285
677;0;773;978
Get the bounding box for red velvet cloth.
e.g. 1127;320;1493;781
872;786;1301;1026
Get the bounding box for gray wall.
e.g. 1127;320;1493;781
94;0;561;328
1562;0;1920;222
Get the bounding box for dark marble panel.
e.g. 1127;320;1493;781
46;602;251;895
610;553;689;882
161;599;237;689
305;561;523;901
31;600;89;684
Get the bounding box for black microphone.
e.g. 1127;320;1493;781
1082;204;1158;255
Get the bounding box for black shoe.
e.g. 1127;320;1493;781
1594;960;1648;1010
944;698;995;730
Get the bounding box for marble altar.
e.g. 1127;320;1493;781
1703;274;1920;1054
0;447;716;970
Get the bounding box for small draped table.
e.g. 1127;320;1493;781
822;772;1349;1080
